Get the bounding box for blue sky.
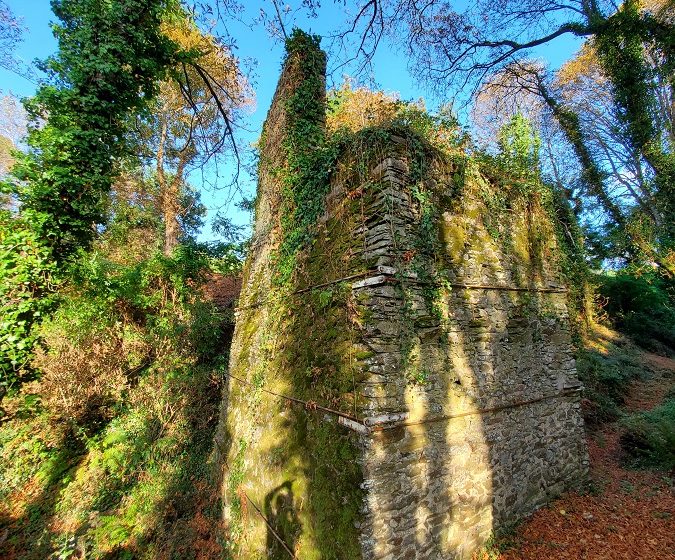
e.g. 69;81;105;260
0;0;585;240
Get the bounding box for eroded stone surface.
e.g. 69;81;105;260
217;41;588;560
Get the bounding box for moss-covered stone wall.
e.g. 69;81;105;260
217;31;588;560
215;31;366;560
352;152;588;560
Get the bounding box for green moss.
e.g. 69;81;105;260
441;220;467;263
227;439;248;542
1;361;228;559
228;49;589;560
277;285;358;405
225;215;366;558
303;416;362;559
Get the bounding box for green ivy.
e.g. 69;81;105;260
270;31;466;286
0;212;57;393
594;0;675;261
10;0;182;263
274;29;330;284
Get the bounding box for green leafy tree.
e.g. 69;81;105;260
10;0;181;263
498;112;541;175
0;212;56;396
0;0;184;398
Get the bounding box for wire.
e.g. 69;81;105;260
224;371;361;423
235;267;567;311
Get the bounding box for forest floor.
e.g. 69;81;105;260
479;351;675;560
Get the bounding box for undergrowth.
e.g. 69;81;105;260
596;271;675;354
621;395;675;470
575;324;648;425
0;245;236;559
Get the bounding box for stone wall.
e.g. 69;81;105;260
217;37;588;560
349;152;588;559
214;35;367;560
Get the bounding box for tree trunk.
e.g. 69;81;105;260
156;117;186;256
539;85;627;227
163;177;181;256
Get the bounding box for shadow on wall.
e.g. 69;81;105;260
439;183;585;551
218;148;587;560
356;152;587;559
217;29;586;558
265;481;301;559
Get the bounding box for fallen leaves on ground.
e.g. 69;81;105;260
481;352;675;560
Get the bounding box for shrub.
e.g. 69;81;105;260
0;211;56;397
620;398;675;470
0;242;234;557
35;297;149;427
326;82;463;148
33;247;226;427
596;271;675;353
0;359;228;559
576;345;645;424
575;325;647;425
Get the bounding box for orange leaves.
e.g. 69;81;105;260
346;186;364;200
326;83;403;134
486;365;675;560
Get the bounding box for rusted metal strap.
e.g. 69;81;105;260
369;387;583;432
444;282;567;294
354;273;567;294
226;369;581;435
224;371;362;424
236;267;567;312
234;269;376;311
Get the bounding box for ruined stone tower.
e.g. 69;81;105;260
217;31;588;560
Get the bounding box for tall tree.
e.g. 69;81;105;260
557;44;667;229
139;14;251;255
331;1;672;233
479;22;675;272
474;58;674;273
9;0;180;263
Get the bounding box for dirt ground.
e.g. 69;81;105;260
478;353;675;560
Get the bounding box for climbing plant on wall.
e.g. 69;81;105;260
271;36;466;285
274;28;332;283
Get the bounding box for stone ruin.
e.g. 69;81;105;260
215;35;588;560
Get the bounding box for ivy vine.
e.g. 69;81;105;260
10;0;182;263
274;29;333;284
